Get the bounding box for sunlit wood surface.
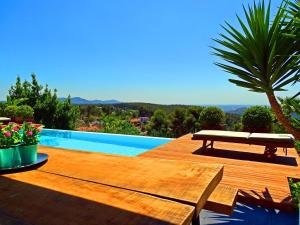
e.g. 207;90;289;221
37;146;223;216
139;134;300;211
0;170;194;225
0;145;225;224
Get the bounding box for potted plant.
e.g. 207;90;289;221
19;122;42;165
0;123;21;168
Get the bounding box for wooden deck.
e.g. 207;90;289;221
37;146;223;217
139;134;300;212
0;146;225;225
0;170;194;225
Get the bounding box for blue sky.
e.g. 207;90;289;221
0;0;298;104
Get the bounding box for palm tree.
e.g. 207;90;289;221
212;0;300;139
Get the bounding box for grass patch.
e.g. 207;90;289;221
289;178;300;207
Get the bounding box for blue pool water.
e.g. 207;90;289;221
39;129;173;156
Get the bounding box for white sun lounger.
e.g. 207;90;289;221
192;130;295;157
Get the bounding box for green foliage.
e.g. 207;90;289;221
110;102;200;117
101;114;140;135
213;1;300;94
170;108;188;137
4;105;18;118
53;97;80;130
16;105;34;120
146;110;171;137
295;141;300;153
289;178;300;207
280;98;300;130
225;113;242;131
184;107;204;133
241;106;273;132
169;106;205;137
199;107;225;129
0;123;21;148
284;0;300;40
0;102;6;115
8;75;80;130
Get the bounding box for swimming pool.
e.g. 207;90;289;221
39;129;173;156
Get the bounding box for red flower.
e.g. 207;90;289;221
26;131;33;136
12;126;19;132
4;132;11;137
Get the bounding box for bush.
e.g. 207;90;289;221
200;107;225;129
4;105;18;118
295;141;300;154
241;106;272;133
289;178;300;207
101;115;140;135
0;102;6;116
16;105;34;120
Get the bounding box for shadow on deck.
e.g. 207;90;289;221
193;148;298;167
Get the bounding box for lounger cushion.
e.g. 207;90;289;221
193;130;250;139
249;133;295;143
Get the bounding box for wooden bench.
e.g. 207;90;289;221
0;170;195;225
37;146;224;225
204;184;238;215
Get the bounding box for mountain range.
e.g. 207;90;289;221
58;97;251;114
59;97;121;105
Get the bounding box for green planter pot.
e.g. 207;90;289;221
18;145;37;165
0;147;21;169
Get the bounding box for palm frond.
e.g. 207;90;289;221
212;0;299;93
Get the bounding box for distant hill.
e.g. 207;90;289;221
59;97;121;105
108;102;252;116
202;105;252;113
226;107;249;115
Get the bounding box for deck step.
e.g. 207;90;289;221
204;184;238;215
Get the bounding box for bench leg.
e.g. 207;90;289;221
192;215;200;225
202;140;207;150
284;147;288;156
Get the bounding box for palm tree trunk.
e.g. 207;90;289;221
267;92;300;140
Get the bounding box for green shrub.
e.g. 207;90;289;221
16;105;34;120
200;107;225;130
289;178;300;207
242;106;272;133
4;105;18;118
101;115;140;135
0;102;6;116
295;141;300;154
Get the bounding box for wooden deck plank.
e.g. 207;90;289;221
0;170;194;225
37;146;223;216
138;134;300;212
204;184;238;215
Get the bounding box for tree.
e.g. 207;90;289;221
170;108;187;137
212;1;300;139
8;75;80;129
146;110;170;137
184;106;204;133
